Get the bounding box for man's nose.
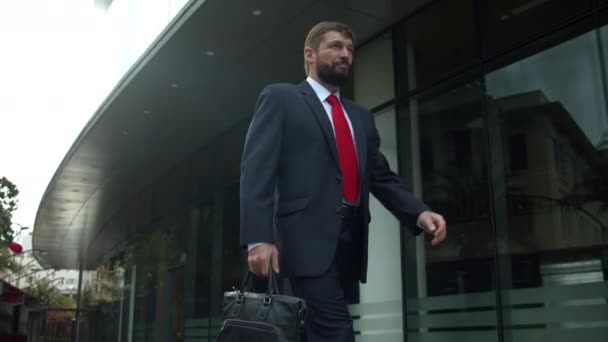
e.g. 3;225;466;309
338;47;352;57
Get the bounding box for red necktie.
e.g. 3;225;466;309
327;94;359;203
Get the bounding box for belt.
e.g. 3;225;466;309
340;203;362;220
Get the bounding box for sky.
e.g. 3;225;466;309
0;1;109;240
1;0;184;244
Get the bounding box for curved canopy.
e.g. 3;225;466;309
33;0;427;269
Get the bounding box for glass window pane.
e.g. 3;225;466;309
399;81;500;342
354;33;395;108
394;0;478;92
479;0;593;55
485;27;608;342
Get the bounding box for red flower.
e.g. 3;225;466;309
8;242;23;254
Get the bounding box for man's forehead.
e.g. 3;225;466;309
321;31;353;44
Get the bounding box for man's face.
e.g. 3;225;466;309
311;31;353;86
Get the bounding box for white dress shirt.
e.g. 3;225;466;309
305;77;356;141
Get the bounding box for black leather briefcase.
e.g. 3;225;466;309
218;270;307;342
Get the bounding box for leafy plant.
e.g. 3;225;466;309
0;177;19;243
0;246;21;274
27;280;61;306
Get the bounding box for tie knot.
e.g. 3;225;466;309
326;94;340;107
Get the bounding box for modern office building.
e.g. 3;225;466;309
33;0;608;341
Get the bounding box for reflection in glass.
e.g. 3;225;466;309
402;82;499;342
79;255;125;342
486;27;608;342
131;229;169;341
395;0;478;92
598;22;608;157
478;0;592;55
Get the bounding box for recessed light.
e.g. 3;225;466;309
143;109;152;115
252;9;262;16
170;83;179;88
206;51;215;57
122;130;129;136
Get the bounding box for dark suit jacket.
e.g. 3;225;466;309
240;80;429;283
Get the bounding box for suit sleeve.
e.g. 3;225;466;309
240;85;284;247
368;114;429;235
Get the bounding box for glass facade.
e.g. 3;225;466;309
394;2;608;342
77;1;608;342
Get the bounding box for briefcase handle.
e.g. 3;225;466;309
242;265;280;295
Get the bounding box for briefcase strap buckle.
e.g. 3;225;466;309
257;295;273;320
297;307;306;332
228;291;245;317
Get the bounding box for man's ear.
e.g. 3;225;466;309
304;47;314;64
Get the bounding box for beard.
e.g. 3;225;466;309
316;60;350;86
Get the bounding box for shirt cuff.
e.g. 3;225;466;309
247;242;264;251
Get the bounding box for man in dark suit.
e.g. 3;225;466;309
240;21;446;341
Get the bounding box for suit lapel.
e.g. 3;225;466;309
342;99;367;177
298;81;368;176
298;81;339;167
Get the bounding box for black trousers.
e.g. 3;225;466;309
290;207;363;342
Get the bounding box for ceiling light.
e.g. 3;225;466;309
170;83;179;88
122;130;129;136
206;51;215;57
252;9;262;16
143;109;152;115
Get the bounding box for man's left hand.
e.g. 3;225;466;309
418;211;447;246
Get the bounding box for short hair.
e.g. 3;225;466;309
303;21;356;75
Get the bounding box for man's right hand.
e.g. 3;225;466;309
247;243;280;277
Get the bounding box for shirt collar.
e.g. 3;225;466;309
306;77;341;103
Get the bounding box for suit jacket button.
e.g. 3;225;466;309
336;205;342;214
